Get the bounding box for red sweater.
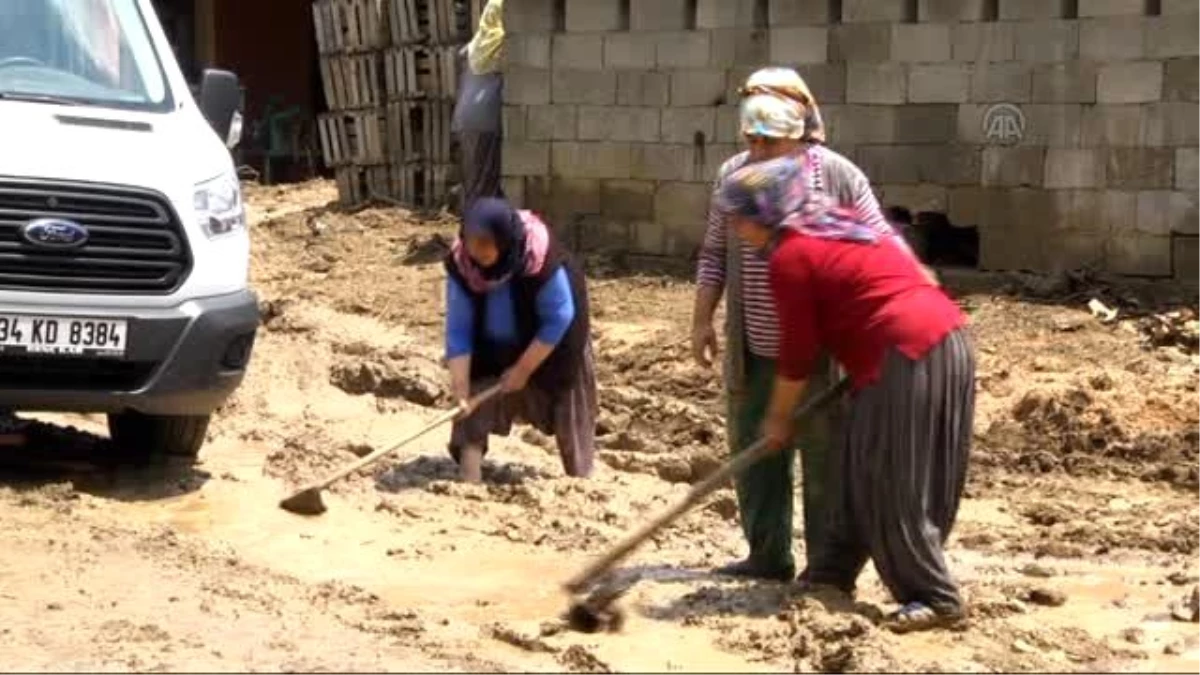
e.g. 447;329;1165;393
769;230;966;390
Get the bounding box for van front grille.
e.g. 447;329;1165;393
0;178;192;294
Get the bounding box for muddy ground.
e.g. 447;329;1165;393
2;180;1197;673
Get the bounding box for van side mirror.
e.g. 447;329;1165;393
199;69;242;149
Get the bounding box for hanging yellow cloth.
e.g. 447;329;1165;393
466;0;506;75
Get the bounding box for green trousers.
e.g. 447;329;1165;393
728;351;838;575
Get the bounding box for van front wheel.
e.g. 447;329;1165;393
107;412;211;463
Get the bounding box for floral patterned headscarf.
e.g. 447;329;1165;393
738;67;826;144
717;155;879;244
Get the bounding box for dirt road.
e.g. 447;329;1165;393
2;181;1197;672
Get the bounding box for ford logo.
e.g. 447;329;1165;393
22;218;89;249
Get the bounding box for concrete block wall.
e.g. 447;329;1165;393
499;0;1199;279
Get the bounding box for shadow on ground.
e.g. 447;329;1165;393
376;455;549;493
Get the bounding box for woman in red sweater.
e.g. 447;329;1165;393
717;154;976;634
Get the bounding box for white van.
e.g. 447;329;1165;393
0;0;258;462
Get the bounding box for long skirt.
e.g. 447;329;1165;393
448;346;597;477
457;130;504;215
809;328;975;611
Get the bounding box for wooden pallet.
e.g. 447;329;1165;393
312;0;388;54
382;46;458;101
319;54;382;111
335;164;391;205
318;110;387;167
387;162;454;207
385;100;453;164
387;0;423;45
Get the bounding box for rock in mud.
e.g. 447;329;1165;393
1169;586;1199;623
706;493;738;520
1020;563;1056;578
487;623;559;654
557;645;611;673
1026;587;1068;607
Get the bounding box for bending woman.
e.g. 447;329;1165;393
443;198;596;482
717;156;976;634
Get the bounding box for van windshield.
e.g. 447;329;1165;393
0;0;172;111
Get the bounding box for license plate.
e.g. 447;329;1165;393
0;314;128;358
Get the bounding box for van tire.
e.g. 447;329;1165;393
107;412;211;463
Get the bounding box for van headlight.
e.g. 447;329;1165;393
194;173;245;238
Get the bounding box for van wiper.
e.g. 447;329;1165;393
0;91;79;106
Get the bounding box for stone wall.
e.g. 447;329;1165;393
498;0;1199;280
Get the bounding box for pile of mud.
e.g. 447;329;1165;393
975;388;1199;489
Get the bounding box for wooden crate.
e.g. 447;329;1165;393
386;100;453;163
335;164;391;206
318;110;387;167
383;46;458;101
312;0;388;54
319;54;382;111
387;162;455;208
387;0;423;45
427;0;456;44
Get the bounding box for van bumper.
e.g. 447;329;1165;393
0;290;260;416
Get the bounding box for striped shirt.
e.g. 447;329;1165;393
696;145;905;359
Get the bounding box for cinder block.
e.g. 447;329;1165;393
1130;191;1178;236
1176;148;1198;190
770;1;834;24
982;146;1047;186
664;221;708;257
1045;148;1106;188
1000;0;1065;19
1014;21;1079;62
1080;17;1145;61
669;69;728;106
908;64;971;103
501;177;526;208
1173;236;1199;282
507;34;551;68
661;107;718;143
1141;102;1200;147
798;63;848;104
703;144;742;180
573;215;633;254
1097;62;1162;104
1144;16;1200;59
1164;57;1200;102
893;104;958;143
715;105;741;143
710;28;771;66
503;106;527;140
503;140;551;176
565;0;623;32
1171;191;1199;234
506;67;551;105
948;186;1000;226
1052;189;1136;234
847;64;908;104
1044;231;1108;271
1109;234;1172;276
1106;148;1176;189
958;103;1082;146
725;66;758;101
920;0;988;21
632;220;666;255
828;105;897;144
522;176;552;214
1032;62;1097;103
876;184;950;212
770;26;830;64
843;0;907;22
972;63;1034;102
1163;0;1197;14
577;106;661;142
631;0;690;30
891;23;952;63
601;180;657;219
657;31;713;68
655;182;712;226
953;23;1016;62
549;178;603;217
603;33;656;69
504;0;555;33
632;143;699;181
1081;104;1142;146
551;142;633;179
1079;0;1146;15
617;71;671;106
830;24;892;62
696;0;757;28
552;34;604;70
856;145;981;185
552;69;618;105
